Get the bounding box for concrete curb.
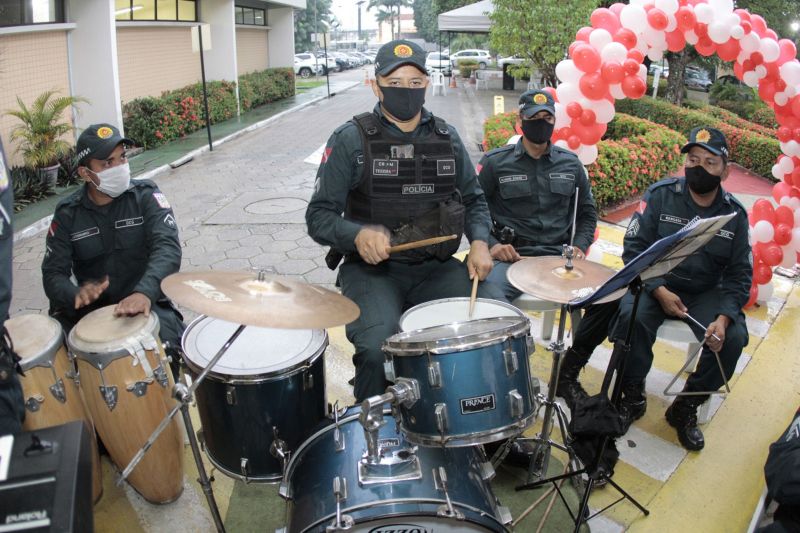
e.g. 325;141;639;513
13;81;361;242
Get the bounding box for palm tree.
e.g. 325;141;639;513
374;5;395;40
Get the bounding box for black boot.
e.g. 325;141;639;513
555;348;590;410
665;394;707;451
619;380;647;431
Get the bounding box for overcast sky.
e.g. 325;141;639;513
327;0;386;31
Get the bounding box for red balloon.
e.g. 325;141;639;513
774;223;793;245
695;23;708;39
601;61;625;84
675;6;696;30
567;135;581;150
574;122;605;145
695;37;716;57
751;15;767;37
733;61;744;80
753;262;772;285
566;101;583;118
764;62;780;82
623;58;641;76
579;109;597;126
554;127;571;140
572;44;602;73
745;283;758;309
627;49;645;63
762;243;783;267
794;128;800;142
579;72;609;100
716;38;741;62
752;198;777;224
609;3;624;17
766;29;778;41
791;97;800;120
614;28;638;50
790;168;800;185
621;75;646;99
647;8;668;31
740;21;752;35
542;86;558;102
758;81;777;104
775;205;794;226
733;9;751;23
773;181;793;201
591;8;621;33
576;26;593;43
666;29;685;53
750;52;764;65
778;39;797;65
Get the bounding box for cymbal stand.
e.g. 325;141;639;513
118;324;247;533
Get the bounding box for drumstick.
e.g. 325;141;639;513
468;276;479;318
388;234;458;254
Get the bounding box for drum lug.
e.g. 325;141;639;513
100;385;118;411
508;389;524;418
427;361;442;388
226;385;237;405
433;466;465;520
525;334;535;356
434;403;448;436
497;504;513;525
333;426;345;452
153;365;169;388
382;359;396;382
65;368;80;386
24;395;44;412
126;379;153;397
49;378;66;403
327;476;354;532
240;458;250;484
303;371;314;391
270;427;291;477
503;348;518;376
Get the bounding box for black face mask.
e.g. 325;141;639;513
521;118;555;144
685;165;722;195
379;86;426;121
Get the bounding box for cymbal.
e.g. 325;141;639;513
161;271;360;329
507;256;626;305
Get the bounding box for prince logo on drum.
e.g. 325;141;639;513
460;393;496;414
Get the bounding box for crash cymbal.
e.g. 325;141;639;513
161;271;360;329
507;256;626;305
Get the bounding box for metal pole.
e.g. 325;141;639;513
357;0;364;42
197;24;213;152
324;37;331;99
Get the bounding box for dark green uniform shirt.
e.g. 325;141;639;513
306;104;491;251
623;177;752;320
477;139;597;255
41;180;181;319
0;141;12;322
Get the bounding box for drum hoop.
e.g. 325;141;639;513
399;297;525;329
181;315;328;382
383;317;530;356
400;414;536;448
12;316;64;372
68;313;161;369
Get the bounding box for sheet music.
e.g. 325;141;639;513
0;434;12;482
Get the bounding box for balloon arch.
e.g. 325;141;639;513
542;0;800;306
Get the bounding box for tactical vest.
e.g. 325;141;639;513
346;112;464;262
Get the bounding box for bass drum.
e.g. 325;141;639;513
278;407;511;533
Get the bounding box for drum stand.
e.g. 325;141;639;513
119;324;247;533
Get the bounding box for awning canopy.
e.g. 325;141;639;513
437;0;493;33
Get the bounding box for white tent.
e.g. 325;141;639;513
437;0;493;33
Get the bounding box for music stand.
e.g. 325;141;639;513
517;212;736;532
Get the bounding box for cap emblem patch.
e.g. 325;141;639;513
97;127;114;139
695;129;711;143
533;93;548;105
394;44;413;58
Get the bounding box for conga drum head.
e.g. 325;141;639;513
5;314;62;371
68;306;160;366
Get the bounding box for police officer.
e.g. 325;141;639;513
478;89;598;302
558;127;752;451
41;124;185;374
306;40;493;403
0;139;24;435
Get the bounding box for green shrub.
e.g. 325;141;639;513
457;59;479;78
750;105;778;129
682;100;775;138
11;165;50;212
238;67;294;109
616;97;780;179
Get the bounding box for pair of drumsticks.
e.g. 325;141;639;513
388;234;480;319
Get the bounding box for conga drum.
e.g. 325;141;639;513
67;306;184;504
6;314;103;503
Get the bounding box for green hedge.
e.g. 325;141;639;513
616;97;780;180
123;68;294;149
481;112;685;209
682;99;775;138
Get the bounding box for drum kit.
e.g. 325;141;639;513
6;250;623;532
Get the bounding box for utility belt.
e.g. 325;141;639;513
491;221;541;248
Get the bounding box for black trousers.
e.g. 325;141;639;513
570;300;621;360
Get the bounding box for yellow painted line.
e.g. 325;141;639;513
630;285;800;533
598;224;627;243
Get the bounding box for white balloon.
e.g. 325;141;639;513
708;0;734;14
665;14;677;33
725;13;740;26
590;29;613;51
556;60;582;84
638;64;648;80
791;228;800;251
786;85;798;97
554;102;570;129
577;143;599;165
780;141;800;159
755;65;767;78
740;33;761;54
708;22;731;44
760;38;780;62
772;165;784;180
779;196;793;207
601;42;628;64
789;198;800;211
655;0;678;15
743;70;759;87
780;246;796;268
779;156;795;174
779;61;800;86
648;49;664;61
609;82;626;100
556;82;581;104
753;220;775;243
730;25;744;39
756;281;774;304
620;5;648;32
775;92;789;106
594;99;616;123
694;3;714;24
554;139;569;150
685;30;699;45
630;0;648;6
795;208;800;227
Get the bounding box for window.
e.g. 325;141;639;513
235;5;266;26
115;0;197;21
0;0;65;27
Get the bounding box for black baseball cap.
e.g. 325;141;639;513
681;127;729;159
519;89;555;118
75;124;133;166
374;40;427;77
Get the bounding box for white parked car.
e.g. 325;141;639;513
425;52;452;76
497;54;527;68
294;53;322;78
450;49;491;69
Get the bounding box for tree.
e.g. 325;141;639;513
489;0;596;86
413;0;438;43
294;0;333;53
736;0;800;44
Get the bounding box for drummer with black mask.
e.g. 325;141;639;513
306;39;493;403
477;89;598;303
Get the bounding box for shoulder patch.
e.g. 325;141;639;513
153;192;171;209
626;218;640;237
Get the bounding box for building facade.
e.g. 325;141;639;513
0;0;303;166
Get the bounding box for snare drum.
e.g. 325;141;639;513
279;407;511;532
6;314;103;503
386;298;536;447
68;306;184;504
182;316;328;483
